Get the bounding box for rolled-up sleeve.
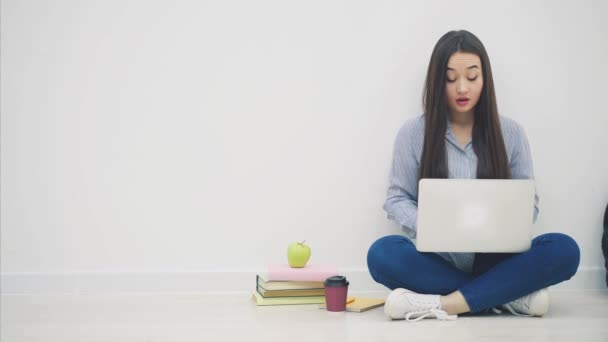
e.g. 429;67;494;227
510;123;540;223
383;122;420;232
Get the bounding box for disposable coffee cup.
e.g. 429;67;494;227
324;276;349;312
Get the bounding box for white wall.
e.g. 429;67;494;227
2;0;607;293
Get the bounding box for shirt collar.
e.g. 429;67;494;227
445;118;473;150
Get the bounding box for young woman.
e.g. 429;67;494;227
367;30;580;322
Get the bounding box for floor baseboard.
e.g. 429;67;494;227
1;267;605;294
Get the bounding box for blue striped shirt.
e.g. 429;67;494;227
383;114;539;272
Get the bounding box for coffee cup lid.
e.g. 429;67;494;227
324;275;349;287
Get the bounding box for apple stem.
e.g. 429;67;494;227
300;240;306;245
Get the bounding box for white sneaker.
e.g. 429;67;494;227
492;288;549;317
384;288;458;322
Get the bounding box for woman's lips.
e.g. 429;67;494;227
456;99;470;106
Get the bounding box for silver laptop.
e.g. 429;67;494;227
416;179;536;253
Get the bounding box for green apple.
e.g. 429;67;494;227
287;240;311;268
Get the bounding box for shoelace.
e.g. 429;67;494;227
399;293;458;322
405;308;458;322
491;304;533;317
490;294;535;317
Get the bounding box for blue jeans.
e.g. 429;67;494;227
367;233;580;313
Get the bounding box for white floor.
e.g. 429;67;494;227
2;290;608;342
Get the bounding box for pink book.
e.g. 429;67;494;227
267;264;339;282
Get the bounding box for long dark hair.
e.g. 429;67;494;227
420;30;510;180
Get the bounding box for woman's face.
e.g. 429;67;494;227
445;52;483;117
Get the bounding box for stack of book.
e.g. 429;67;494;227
251;264;338;306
